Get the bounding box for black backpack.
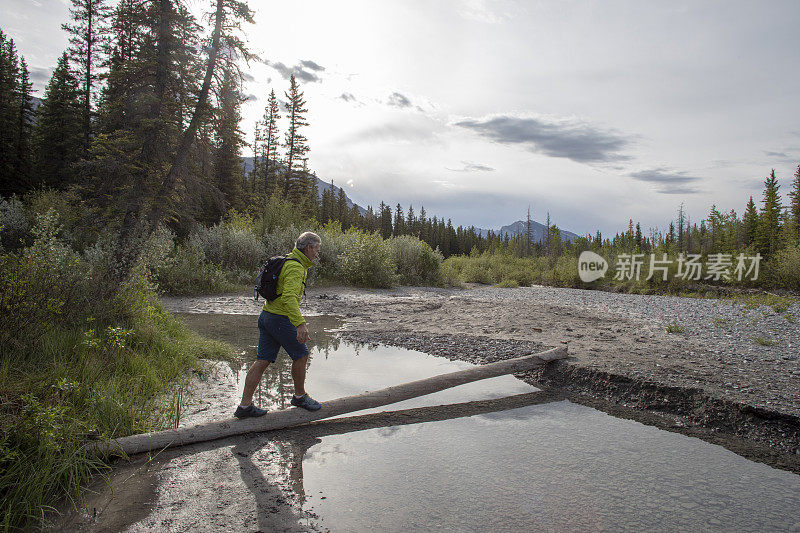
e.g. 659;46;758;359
254;256;301;302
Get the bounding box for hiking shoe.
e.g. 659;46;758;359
234;404;267;419
291;394;322;411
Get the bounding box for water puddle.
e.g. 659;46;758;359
59;312;800;532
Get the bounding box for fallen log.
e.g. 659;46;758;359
91;345;568;457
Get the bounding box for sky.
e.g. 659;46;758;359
3;0;800;237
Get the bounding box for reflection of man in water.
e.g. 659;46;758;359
235;232;323;418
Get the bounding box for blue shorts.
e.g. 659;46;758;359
257;311;310;362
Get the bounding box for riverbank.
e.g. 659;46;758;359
310;285;800;472
164;283;800;473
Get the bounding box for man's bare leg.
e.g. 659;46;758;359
291;355;308;396
240;359;270;406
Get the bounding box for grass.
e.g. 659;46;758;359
753;335;777;347
0;296;234;531
666;321;685;333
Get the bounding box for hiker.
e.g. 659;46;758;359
235;231;323;418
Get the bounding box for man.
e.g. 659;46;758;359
235;231;323;418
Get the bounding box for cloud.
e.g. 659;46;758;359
458;0;509;23
242;72;255;82
446;161;496;172
455;114;630;163
387;92;412;108
299;60;325;72
28;66;51;83
338;92;357;102
630;168;702;194
764;150;797;163
346;118;439;145
263;59;324;83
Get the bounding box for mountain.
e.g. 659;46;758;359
241;156;367;216
498;220;580;243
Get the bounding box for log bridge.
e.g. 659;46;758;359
91;345;568;457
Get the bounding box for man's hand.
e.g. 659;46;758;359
297;323;310;344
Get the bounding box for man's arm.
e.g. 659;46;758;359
276;261;305;327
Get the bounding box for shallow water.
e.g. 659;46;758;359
175;313;800;533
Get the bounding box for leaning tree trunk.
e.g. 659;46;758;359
91;346;568;457
146;0;224;229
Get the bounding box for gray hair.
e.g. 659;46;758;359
295;231;321;251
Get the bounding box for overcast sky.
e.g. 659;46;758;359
4;0;799;236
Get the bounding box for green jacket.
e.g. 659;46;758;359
263;247;313;326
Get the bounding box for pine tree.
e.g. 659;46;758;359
283;74;309;201
62;0;112;155
394;203;405;235
12;57;34;192
250;121;260;192
348;204;361;230
212;64;245;220
406;205;416;235
545;212;551;246
743;196;758;248
635;222;642;251
336;187;348;228
378;201;392;238
0;31;21;195
789;164;800;245
676;203;686;252
33;52;83;189
755;169;783;258
707;204;723;253
525;206;533;256
260;88;280;195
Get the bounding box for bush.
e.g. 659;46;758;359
388;235;443;286
338;230;396;287
763;245;800;289
263;224;301;258
26;189;89;250
312;222;344;282
0;218;234;530
0;195;29;250
189;222;265;272
155;244;233;296
0;211;89;352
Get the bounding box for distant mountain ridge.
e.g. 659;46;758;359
497;220;579;243
241;156;366;215
241;157;580;241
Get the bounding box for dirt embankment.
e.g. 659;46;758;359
305;285;800;474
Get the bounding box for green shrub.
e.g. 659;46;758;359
461;260;495;284
189;222;265;272
388;235;443;286
263;224;301;257
0;195;29;250
763;245;800;290
156;244;233;295
338;230;396;287
312;222;344;282
0;221;234;530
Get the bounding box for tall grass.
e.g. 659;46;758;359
0;212;233;531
